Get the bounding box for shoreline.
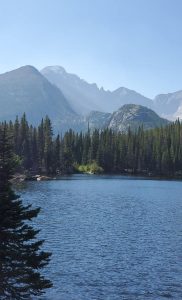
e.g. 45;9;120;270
11;172;182;183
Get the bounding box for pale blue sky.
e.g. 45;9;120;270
0;0;182;98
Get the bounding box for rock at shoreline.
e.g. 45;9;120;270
10;174;53;182
36;175;52;181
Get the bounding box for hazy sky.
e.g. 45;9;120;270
1;0;182;98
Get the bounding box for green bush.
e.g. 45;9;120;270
76;161;104;174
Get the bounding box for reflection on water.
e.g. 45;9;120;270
20;175;182;300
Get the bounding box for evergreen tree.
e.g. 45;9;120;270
20;114;31;170
43;116;53;174
53;134;61;173
0;125;52;299
37;119;45;173
14;116;20;155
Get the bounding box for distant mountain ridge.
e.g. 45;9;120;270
41;66;153;115
41;65;182;121
153;90;182;120
0;65;180;134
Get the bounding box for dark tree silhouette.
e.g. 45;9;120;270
0;124;52;299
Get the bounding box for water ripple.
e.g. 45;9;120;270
21;175;182;300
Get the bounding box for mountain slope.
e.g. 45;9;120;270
0;65;174;134
0;66;78;131
154;90;182;120
41;66;153;114
84;111;111;131
107;104;170;132
77;104;170;133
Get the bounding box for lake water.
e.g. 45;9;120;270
20;175;182;300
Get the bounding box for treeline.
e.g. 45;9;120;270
1;114;182;176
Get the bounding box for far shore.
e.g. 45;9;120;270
11;171;182;183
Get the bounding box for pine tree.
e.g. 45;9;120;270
53;134;61;173
43;116;53;174
0;125;52;299
14;116;20;155
20;114;31;170
37;119;45;173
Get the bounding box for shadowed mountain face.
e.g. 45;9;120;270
41;66;153;114
0;65;78;131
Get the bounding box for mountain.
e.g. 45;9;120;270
42;66;182;122
88;104;170;132
107;104;170;132
0;65;175;134
84;111;111;131
41;66;153;115
0;66;78;131
154;90;182;120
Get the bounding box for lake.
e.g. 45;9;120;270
20;175;182;300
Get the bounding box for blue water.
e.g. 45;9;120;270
21;175;182;300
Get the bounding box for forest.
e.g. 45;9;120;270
1;113;182;177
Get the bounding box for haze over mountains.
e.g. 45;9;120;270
41;66;153;115
153;91;182;120
42;66;182;121
0;65;181;133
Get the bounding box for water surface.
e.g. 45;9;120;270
21;175;182;300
